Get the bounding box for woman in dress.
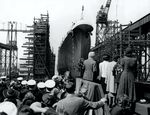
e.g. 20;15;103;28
117;47;137;103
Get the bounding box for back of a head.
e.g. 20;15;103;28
44;108;58;115
18;105;35;115
117;94;131;108
125;47;133;57
102;54;110;61
88;52;95;58
0;101;17;115
65;82;75;94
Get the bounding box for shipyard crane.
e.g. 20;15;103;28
95;0;112;45
93;0;121;62
96;0;112;25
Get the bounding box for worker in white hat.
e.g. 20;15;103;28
17;77;23;81
27;79;41;102
27;79;36;86
42;80;60;107
36;82;46;102
37;82;46;93
0;76;7;80
0;76;7;84
27;79;36;91
19;80;29;101
21;80;28;86
15;77;24;91
37;82;45;89
45;80;56;91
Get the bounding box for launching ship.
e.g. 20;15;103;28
57;20;93;77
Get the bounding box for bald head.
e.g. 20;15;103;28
88;52;95;58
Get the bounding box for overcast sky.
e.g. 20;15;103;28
0;0;150;62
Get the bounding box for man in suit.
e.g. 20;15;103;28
83;52;97;81
55;82;107;115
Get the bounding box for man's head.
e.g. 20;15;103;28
102;54;110;61
65;82;75;94
88;52;95;59
117;94;131;108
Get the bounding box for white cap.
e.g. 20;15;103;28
0;76;7;79
17;77;23;81
37;82;45;89
45;80;55;88
27;79;36;86
21;80;27;85
30;102;48;113
0;101;17;115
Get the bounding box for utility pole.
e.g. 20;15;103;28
9;21;15;80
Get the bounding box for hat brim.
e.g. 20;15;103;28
3;89;19;98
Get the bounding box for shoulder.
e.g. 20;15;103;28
56;98;66;107
132;57;137;61
110;105;123;115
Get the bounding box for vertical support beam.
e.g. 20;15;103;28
144;33;147;80
9;22;13;80
119;24;123;57
4;50;7;75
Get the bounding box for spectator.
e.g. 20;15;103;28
106;56;118;107
83;52;97;82
22;92;35;106
98;54;110;94
30;102;48;114
3;88;20;106
0;101;17;115
116;47;137;103
110;94;132;115
55;82;107;115
18;105;35;115
78;58;85;78
43;108;58;115
42;80;59;107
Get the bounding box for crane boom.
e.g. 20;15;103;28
96;0;112;25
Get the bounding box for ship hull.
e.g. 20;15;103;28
57;22;93;78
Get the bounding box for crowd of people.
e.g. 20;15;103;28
0;70;107;115
81;47;137;115
0;76;61;115
0;47;137;115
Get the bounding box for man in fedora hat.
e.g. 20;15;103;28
3;88;20;106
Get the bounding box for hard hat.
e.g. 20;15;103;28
45;80;55;88
17;77;23;81
37;82;45;89
0;76;7;79
21;80;27;85
27;79;36;86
